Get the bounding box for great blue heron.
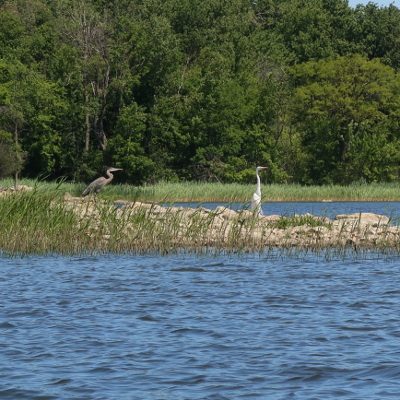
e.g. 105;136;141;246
82;167;123;197
251;166;268;215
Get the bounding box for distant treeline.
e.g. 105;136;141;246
1;0;400;185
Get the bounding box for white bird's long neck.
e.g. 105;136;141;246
255;171;261;195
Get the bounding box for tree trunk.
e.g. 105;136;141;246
13;122;19;190
85;91;90;151
93;58;110;151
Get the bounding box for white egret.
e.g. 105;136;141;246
251;166;268;215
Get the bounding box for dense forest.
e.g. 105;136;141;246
1;0;400;185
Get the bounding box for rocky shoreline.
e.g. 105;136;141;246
2;185;399;253
63;194;400;251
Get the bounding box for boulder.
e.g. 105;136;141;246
335;213;390;227
214;206;238;220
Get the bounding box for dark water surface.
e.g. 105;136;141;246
1;253;400;399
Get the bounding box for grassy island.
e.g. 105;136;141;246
1;180;400;258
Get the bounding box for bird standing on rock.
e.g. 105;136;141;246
251;166;268;215
82;167;123;197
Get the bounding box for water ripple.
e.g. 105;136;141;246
0;253;399;399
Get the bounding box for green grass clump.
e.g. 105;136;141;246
273;214;332;230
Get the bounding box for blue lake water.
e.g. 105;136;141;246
1;251;400;399
167;201;400;221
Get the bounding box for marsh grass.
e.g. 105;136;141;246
0;190;243;255
2;178;400;202
2;183;400;258
0;189;80;255
0;189;328;256
101;181;400;202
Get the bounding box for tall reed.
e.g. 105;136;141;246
1;187;400;259
2;178;400;202
0;190;79;255
0;191;308;256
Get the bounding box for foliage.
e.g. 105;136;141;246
1;0;400;185
273;214;332;230
0;132;22;178
289;54;400;184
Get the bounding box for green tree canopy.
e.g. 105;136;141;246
1;0;400;185
289;54;400;183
